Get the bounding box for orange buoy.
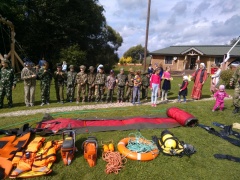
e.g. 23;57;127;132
117;137;159;161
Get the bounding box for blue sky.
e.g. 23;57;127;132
98;0;240;57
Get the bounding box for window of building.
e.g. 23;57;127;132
165;56;173;64
215;57;223;65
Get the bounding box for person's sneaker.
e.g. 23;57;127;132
212;109;215;112
76;101;79;104
40;103;45;106
46;102;50;105
61;101;64;104
26;104;30;107
151;104;154;107
154;104;157;107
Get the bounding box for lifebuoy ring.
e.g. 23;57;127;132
117;137;159;161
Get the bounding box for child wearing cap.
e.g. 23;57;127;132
106;70;116;103
178;75;189;103
212;85;230;112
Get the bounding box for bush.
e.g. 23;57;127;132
220;69;234;88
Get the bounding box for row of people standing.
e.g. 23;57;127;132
20;62;152;107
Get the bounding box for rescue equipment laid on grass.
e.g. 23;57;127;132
0;132;31;160
61;130;77;166
152;130;196;157
101;140;115;152
35;107;198;135
198;124;240;147
117;132;159;161
212;122;240;138
102;151;127;174
0;157;13;179
9;136;60;178
82;137;98;167
214;154;240;163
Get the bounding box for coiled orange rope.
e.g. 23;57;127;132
102;151;127;174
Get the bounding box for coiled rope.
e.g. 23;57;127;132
102;151;127;174
126;132;156;153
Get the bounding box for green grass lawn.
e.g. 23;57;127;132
1;74;239;180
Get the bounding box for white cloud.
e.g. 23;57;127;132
99;0;240;57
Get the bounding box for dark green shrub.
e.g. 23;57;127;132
220;69;234;88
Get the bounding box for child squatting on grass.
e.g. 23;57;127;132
178;75;189;103
212;85;230;112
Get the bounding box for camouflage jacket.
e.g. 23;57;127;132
230;66;240;88
38;68;52;83
53;71;67;85
106;75;116;89
67;71;77;86
141;75;150;86
21;67;37;86
87;73;96;85
116;73;127;86
127;73;135;86
0;67;17;87
94;73;107;85
75;72;87;85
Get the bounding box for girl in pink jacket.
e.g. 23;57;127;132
212;85;230;112
150;68;161;107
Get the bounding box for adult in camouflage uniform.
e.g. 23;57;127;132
230;65;240;114
0;59;17;108
87;66;96;102
116;68;127;103
125;68;135;102
94;66;106;102
141;71;150;100
21;62;37;107
75;65;88;103
53;63;67;104
66;65;77;102
38;62;52;106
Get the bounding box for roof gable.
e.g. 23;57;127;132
150;45;240;56
180;47;204;55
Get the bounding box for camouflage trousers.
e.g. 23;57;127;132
24;85;36;106
233;87;240;108
95;84;105;102
142;86;149;99
106;89;114;102
40;82;50;103
87;84;95;102
0;85;13;108
55;83;64;102
76;84;86;102
117;86;125;102
125;86;133;102
66;85;75;102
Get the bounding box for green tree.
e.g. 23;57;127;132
123;44;148;63
229;37;240;45
0;0;122;70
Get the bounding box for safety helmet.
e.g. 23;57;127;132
164;138;177;149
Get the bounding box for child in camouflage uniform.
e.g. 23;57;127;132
132;70;142;104
66;65;77;102
0;59;17;108
116;68;128;103
87;66;96;102
38;62;52;106
75;65;88;103
106;70;116;103
125;68;135;102
141;71;150;100
94;66;106;102
53;63;67;104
